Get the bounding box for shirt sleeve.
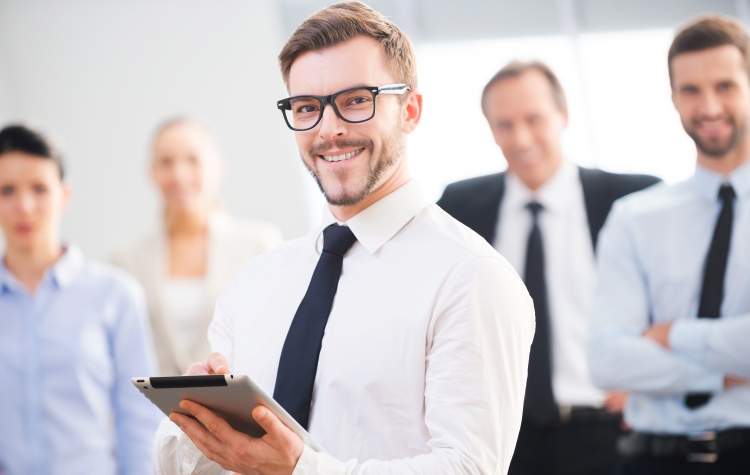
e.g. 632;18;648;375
112;277;164;475
588;204;724;395
153;255;534;475
153;417;228;475
292;255;535;475
670;314;750;376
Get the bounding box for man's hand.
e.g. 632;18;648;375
724;375;750;388
170;401;304;475
185;352;231;376
603;391;629;414
642;323;673;349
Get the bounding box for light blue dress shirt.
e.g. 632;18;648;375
0;245;162;475
589;161;750;434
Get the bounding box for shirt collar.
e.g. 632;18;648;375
505;159;578;214
50;244;85;288
693;159;750;202
318;180;429;254
0;244;84;293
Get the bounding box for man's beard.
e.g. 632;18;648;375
683;114;746;157
302;123;404;206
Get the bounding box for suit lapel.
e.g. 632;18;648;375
475;173;506;245
578;166;606;252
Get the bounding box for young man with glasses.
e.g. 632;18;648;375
152;2;535;475
589;16;750;473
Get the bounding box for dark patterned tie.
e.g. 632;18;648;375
522;202;557;426
273;224;358;429
685;184;736;409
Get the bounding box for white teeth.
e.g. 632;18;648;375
322;148;363;162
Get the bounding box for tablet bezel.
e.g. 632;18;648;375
132;374;326;453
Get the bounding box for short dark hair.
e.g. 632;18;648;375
278;1;417;92
0;124;65;179
668;16;750;87
481;60;567;115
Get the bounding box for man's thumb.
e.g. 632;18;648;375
253;406;282;437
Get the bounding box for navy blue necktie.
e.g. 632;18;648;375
522;202;557;426
273;224;358;429
685;184;736;409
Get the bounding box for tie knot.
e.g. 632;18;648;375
322;224;358;257
719;184;736;203
526;201;544;218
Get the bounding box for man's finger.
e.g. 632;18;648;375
170;412;227;458
206;352;230;374
185;362;209;376
181;400;235;443
176;416;233;469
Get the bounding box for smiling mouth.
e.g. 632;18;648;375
321;148;364;162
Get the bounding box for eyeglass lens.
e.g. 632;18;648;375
283;88;375;130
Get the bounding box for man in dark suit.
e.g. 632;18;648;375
438;60;660;475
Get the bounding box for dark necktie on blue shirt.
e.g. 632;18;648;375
273;224;358;429
522;202;558;426
685;184;736;409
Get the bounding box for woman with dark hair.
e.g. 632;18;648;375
0;124;160;475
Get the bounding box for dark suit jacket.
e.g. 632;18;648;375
437;167;662;252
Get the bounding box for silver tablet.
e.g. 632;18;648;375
132;374;326;453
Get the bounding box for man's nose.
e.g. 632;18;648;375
512;124;535;149
318;104;348;140
698;91;724;117
17;190;35;214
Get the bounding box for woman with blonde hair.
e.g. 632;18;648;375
111;118;282;376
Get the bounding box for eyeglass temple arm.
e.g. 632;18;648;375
378;84;410;94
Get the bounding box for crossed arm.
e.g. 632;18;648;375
588;209;750;395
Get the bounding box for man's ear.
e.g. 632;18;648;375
402;89;423;134
61;183;72;211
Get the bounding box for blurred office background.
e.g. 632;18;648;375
0;0;747;258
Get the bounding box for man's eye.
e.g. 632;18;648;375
33;184;47;194
0;185;13;196
297;105;319;114
350;97;370;105
495;122;512;131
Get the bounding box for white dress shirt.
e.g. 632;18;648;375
153;180;535;475
495;160;605;407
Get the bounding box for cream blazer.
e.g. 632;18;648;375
110;212;283;376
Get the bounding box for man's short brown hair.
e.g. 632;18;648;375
278;1;417;92
481;60;567;115
668;16;750;87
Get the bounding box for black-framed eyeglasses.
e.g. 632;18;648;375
277;84;411;131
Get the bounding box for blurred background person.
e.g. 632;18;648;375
0;124;160;475
589;16;750;473
110;118;283;376
438;61;660;475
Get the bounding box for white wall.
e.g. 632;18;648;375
408;31;698;203
0;0;313;259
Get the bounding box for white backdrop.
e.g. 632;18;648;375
0;1;702;259
0;0;313;259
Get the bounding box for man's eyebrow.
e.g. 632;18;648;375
290;83;373;96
